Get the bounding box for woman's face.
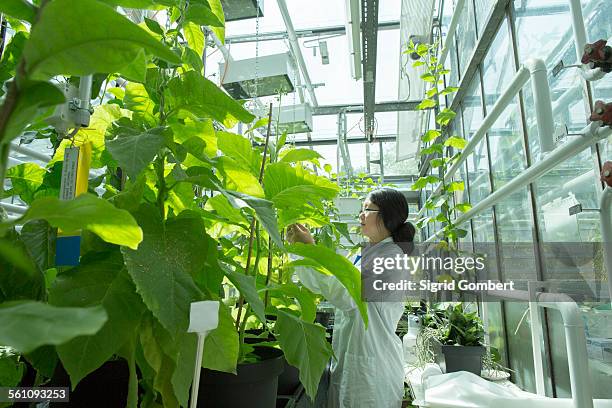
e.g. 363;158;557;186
359;198;385;241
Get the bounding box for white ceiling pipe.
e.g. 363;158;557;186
424;122;612;242
568;0;606;81
438;0;466;67
276;0;319;107
10;142;51;163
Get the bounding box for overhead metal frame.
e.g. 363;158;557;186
313;100;421;116
225;20;400;44
361;0;379;142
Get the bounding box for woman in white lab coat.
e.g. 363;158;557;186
287;188;416;408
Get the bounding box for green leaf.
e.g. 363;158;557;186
454;203;472;213
123;82;157;127
202;303;238;373
444;136;467;149
2;81;65;143
9;194;143;249
440;86;459;96
20;220;57;271
426;87;438;98
323;164;332;174
0;0;36;23
417;99;437;110
98;0;176;7
420;144;444;155
223;190;284;251
185;0;224;27
205;0;225;44
217;131;261;176
4;163;46;204
265;283;316;323
411;175;440;190
421;129;441;143
420;73;436;83
0;302;107;354
430;158;446;168
170;118;217;164
447;181;465;192
263;162;339;210
0;347;25;388
183;21;205;56
106;128;165;179
49;251;145;388
275;309;333;400
216;156;264;197
166;71;255;128
122;205;205;337
279;148;323;163
0;232;44;302
436;108;457;126
144;17;165;35
204;194;247;227
23;0;180;80
287;243;368;326
220;264;266;324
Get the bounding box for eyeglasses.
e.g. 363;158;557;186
359;208;380;216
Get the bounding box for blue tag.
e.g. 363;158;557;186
55;235;81;266
353;255;362;265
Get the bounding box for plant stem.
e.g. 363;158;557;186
154;154;167;219
235;103;275;330
0;142;9;195
264;235;273;308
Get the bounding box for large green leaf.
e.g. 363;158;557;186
0;302;107;354
220;263;266;324
275;310;333;400
123;82;157;127
49;251;145;388
0;32;27;94
288;243;368;325
216;156;264;197
122;205;205;337
265;283;316;323
98;0;177;8
0;0;35;23
185;0;224;27
106;128;165;179
0;232;44;302
206;0;225;44
279;148;323;164
264;162;339;209
217;131;261;176
170;118;217;166
23;0;180;80
20;220;57;271
4;163;46;204
165;70;254;127
0;347;25;388
2;81;65;143
183;21;205;56
202;302;238;374
9;194;143;249
204;194;248;227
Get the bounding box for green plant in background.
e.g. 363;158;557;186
0;1;368;405
407;40;471;249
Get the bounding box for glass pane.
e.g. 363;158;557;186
504;302;537;392
474;0;495;34
456;0;478;77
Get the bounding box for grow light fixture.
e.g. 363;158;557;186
272;103;313;134
220;0;264;22
220;52;296;99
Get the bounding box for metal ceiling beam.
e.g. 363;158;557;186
292;134;397;146
361;0;379;142
225;20;400;44
276;0;319;107
313;100;422;115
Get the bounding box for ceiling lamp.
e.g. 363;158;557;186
220;53;296;99
220;0;264;22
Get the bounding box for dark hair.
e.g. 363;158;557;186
367;188;416;254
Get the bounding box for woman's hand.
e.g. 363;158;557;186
601;161;612;187
287;224;315;245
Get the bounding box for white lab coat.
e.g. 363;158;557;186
295;237;405;408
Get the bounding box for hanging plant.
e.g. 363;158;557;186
407;40;472;249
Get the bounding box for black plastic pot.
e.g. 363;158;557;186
198;346;285;408
435;343;485;375
277;359;300;396
49;359;129;407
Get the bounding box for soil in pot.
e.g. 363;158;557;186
198;346;285;408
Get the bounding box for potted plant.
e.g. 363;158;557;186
0;2;369;407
